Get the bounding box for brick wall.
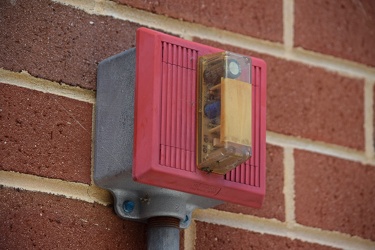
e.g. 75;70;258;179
0;0;374;249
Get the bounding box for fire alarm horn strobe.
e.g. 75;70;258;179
94;28;266;227
133;28;266;207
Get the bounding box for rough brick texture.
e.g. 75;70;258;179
114;0;283;42
295;0;375;67
216;144;285;221
195;222;338;250
295;150;375;241
0;187;147;249
0;0;140;90
374;85;375;147
265;56;364;151
0;83;92;184
194;38;365;150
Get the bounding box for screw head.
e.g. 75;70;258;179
183;215;189;223
123;200;135;213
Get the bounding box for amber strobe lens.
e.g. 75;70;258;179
197;51;252;174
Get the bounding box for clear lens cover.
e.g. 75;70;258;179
197;51;252;174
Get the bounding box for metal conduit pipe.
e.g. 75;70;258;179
147;217;180;250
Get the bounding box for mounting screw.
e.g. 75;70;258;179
123;200;135;213
183;215;189;223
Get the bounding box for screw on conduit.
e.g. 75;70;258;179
123;200;135;213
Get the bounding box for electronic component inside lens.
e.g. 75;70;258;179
204;101;221;119
227;59;241;79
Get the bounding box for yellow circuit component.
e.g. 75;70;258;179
221;78;252;146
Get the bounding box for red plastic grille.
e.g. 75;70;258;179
159;42;198;172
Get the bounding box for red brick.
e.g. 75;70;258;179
295;150;375;240
215;144;285;221
114;0;283;42
0;187;146;249
194;39;365;150
295;0;375;67
0;83;92;184
0;0;140;90
180;231;184;250
195;222;338;250
373;85;375;146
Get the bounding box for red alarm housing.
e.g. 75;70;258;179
133;28;266;208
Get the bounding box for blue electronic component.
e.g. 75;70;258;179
204;101;221;119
